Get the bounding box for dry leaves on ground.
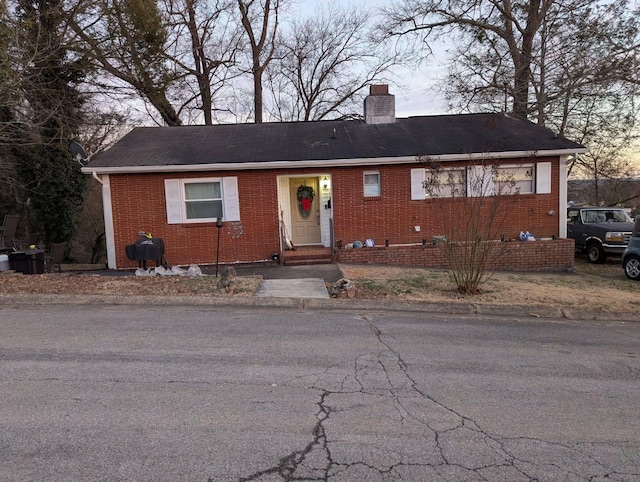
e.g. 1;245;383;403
339;259;640;314
0;257;638;315
0;272;261;297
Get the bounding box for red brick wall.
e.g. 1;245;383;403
336;239;575;272
107;157;563;268
109;171;282;268
331;158;560;247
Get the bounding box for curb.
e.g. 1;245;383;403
0;294;637;322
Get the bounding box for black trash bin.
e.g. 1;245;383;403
9;249;45;274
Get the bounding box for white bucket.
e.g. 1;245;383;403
0;254;9;271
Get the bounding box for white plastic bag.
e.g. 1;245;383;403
170;265;187;276
135;264;202;277
186;264;202;277
153;266;171;276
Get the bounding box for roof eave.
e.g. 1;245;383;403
81;148;589;175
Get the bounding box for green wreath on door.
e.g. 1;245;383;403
297;185;315;218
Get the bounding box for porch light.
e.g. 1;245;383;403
322;177;329;190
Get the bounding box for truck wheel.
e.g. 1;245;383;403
586;242;606;264
623;255;640;280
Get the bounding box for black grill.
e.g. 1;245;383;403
125;238;165;268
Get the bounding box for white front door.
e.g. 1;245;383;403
289;177;321;245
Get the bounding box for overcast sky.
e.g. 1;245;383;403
295;0;450;117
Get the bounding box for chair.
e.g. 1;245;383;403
45;242;65;273
0;214;20;251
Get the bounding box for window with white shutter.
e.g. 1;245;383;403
494;164;534;195
164;177;240;224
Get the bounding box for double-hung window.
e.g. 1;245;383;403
364;171;381;197
426;168;467;197
184;181;223;220
494;164;534;194
165;177;240;224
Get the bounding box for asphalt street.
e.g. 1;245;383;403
0;304;639;481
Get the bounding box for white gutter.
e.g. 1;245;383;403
81;148;589;175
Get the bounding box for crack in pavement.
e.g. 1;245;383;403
236;315;640;481
237;390;332;482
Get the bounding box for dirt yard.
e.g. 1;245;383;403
0;256;638;314
339;257;639;314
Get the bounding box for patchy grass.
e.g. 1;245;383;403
339;257;640;314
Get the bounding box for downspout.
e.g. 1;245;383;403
94;173;117;269
559;154;572;238
92;171;104;185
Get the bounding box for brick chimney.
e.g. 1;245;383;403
364;84;395;124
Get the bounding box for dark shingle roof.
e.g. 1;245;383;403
86;113;585;170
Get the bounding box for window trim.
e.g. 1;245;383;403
425;167;467;198
182;179;223;222
494;163;535;195
363;170;381;197
165;176;240;224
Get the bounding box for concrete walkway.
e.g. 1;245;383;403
255;278;330;299
208;263;340;299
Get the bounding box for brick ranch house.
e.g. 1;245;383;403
82;86;586;271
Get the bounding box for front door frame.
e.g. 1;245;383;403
278;174;332;249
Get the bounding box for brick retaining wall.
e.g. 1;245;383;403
335;239;575;272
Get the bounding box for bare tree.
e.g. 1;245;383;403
383;0;640;196
568;140;639;206
381;1;640;127
66;0;243;126
163;0;242;124
420;156;521;294
66;0;182;125
382;0;560;119
236;0;282;123
265;4;401;122
569;176;640;208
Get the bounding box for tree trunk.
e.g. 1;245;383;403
143;83;182;126
512;0;543;119
253;66;263;123
186;0;212;125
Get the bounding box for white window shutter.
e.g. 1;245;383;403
536;162;552;194
410;168;426;200
164;179;182;224
222;177;240;221
468;165;494;197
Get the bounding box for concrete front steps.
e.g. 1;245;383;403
281;246;334;266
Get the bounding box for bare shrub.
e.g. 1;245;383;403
419;156;526;294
